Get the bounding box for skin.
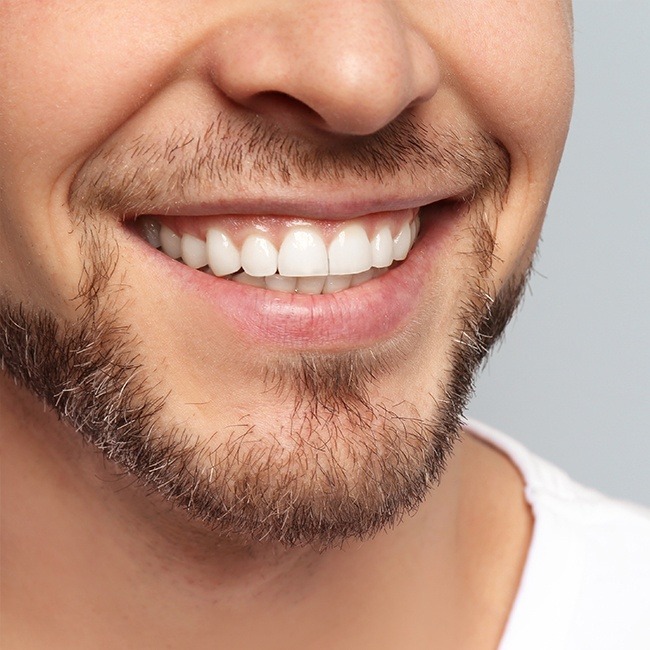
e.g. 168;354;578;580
0;1;573;648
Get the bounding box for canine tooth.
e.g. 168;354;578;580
322;274;352;294
265;274;297;293
232;272;266;287
241;235;278;277
350;269;374;287
181;234;208;269
207;229;241;276
296;276;326;295
140;217;161;248
393;222;412;260
277;228;329;277
160;225;182;259
328;224;372;275
370;226;394;268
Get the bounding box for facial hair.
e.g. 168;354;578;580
0;114;524;549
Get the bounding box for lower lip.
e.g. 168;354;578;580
127;203;462;350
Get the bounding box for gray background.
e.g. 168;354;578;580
468;0;650;506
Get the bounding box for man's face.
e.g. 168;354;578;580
0;1;573;546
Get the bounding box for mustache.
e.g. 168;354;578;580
68;111;510;219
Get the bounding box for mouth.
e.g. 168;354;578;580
124;198;466;349
135;208;421;295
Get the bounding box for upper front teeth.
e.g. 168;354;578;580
328;224;373;275
241;235;278;277
278;229;329;277
147;216;420;285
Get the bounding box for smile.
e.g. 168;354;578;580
124;199;463;348
136;209;420;295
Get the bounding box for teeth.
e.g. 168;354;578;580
350;269;375;287
181;234;208;269
241;235;278;277
409;218;419;244
232;272;266;287
296;276;326;294
392;221;412;261
278;228;329;277
140;217;162;248
323;274;352;294
207;229;241;276
146;214;420;293
370;225;394;268
328;224;372;276
265;274;298;293
160;225;182;259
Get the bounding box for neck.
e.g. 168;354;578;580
1;374;530;649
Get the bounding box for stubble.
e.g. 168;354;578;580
0;114;526;548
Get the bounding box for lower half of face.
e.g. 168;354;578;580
0;0;573;548
0;168;528;547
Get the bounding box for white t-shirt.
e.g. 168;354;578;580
467;420;650;650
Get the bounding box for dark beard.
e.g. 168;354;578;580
0;231;527;549
0;115;523;549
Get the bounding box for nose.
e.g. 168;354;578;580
205;1;440;136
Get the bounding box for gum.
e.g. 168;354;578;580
141;208;418;248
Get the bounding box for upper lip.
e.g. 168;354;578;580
126;183;469;221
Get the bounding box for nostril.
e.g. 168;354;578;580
249;91;326;128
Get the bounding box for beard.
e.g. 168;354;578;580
0;114;526;549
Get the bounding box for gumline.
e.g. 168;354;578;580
136;207;420;247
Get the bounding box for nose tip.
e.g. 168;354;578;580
299;29;439;136
206;3;440;136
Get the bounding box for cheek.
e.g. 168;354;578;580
0;3;191;188
0;2;188;310
443;1;574;165
431;1;574;286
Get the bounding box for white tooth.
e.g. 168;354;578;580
296;276;326;295
328;224;372;275
232;272;266;288
265;274;297;293
393;222;412;261
140;217;161;248
241;235;278;277
181;234;208;269
207;229;241;277
409;216;420;244
370;226;394;268
350;269;375;287
278;228;329;277
322;274;353;294
159;225;182;259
